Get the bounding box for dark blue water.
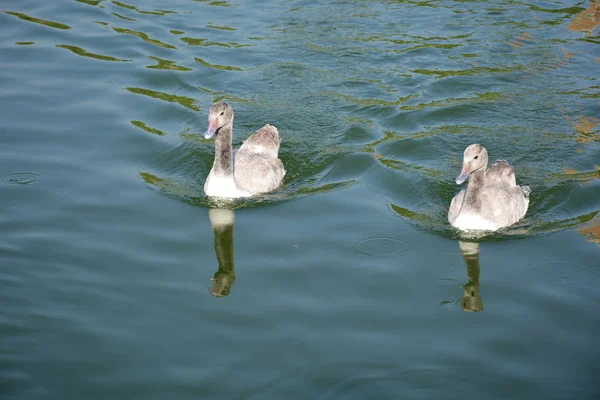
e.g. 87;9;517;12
1;0;599;398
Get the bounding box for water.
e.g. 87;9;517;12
1;0;599;398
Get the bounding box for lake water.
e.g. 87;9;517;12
1;0;599;398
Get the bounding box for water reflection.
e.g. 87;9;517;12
112;27;176;49
56;44;131;62
112;1;175;16
126;87;200;111
577;210;600;247
569;1;600;33
146;56;191;71
458;241;483;312
208;208;236;298
5;11;70;30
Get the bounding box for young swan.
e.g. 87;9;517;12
448;144;530;231
203;102;285;198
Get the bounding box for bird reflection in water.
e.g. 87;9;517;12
208;208;236;298
458;241;483;312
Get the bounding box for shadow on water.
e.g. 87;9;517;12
458;241;483;313
452;210;600;312
207;208;236;298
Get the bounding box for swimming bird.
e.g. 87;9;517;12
448;144;530;231
203;102;285;198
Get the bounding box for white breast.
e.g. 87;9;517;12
204;173;250;198
452;213;499;231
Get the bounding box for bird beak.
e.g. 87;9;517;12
456;167;470;185
204;119;218;139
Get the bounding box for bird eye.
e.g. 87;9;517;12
474;156;478;160
220;111;224;116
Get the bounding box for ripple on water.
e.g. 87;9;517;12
2;173;41;185
528;258;600;308
439;299;460;309
239;362;400;400
354;235;412;257
319;221;416;259
530;259;600;287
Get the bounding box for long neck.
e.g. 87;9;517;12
462;168;486;212
212;121;233;176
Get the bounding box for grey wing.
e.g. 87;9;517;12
448;189;466;225
486;159;516;188
234;152;285;194
234;124;285;194
237;124;281;160
479;185;530;228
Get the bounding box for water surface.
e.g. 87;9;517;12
1;0;599;398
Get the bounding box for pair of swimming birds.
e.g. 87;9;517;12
202;102;530;232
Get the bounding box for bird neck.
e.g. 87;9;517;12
212;121;234;177
463;168;486;212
